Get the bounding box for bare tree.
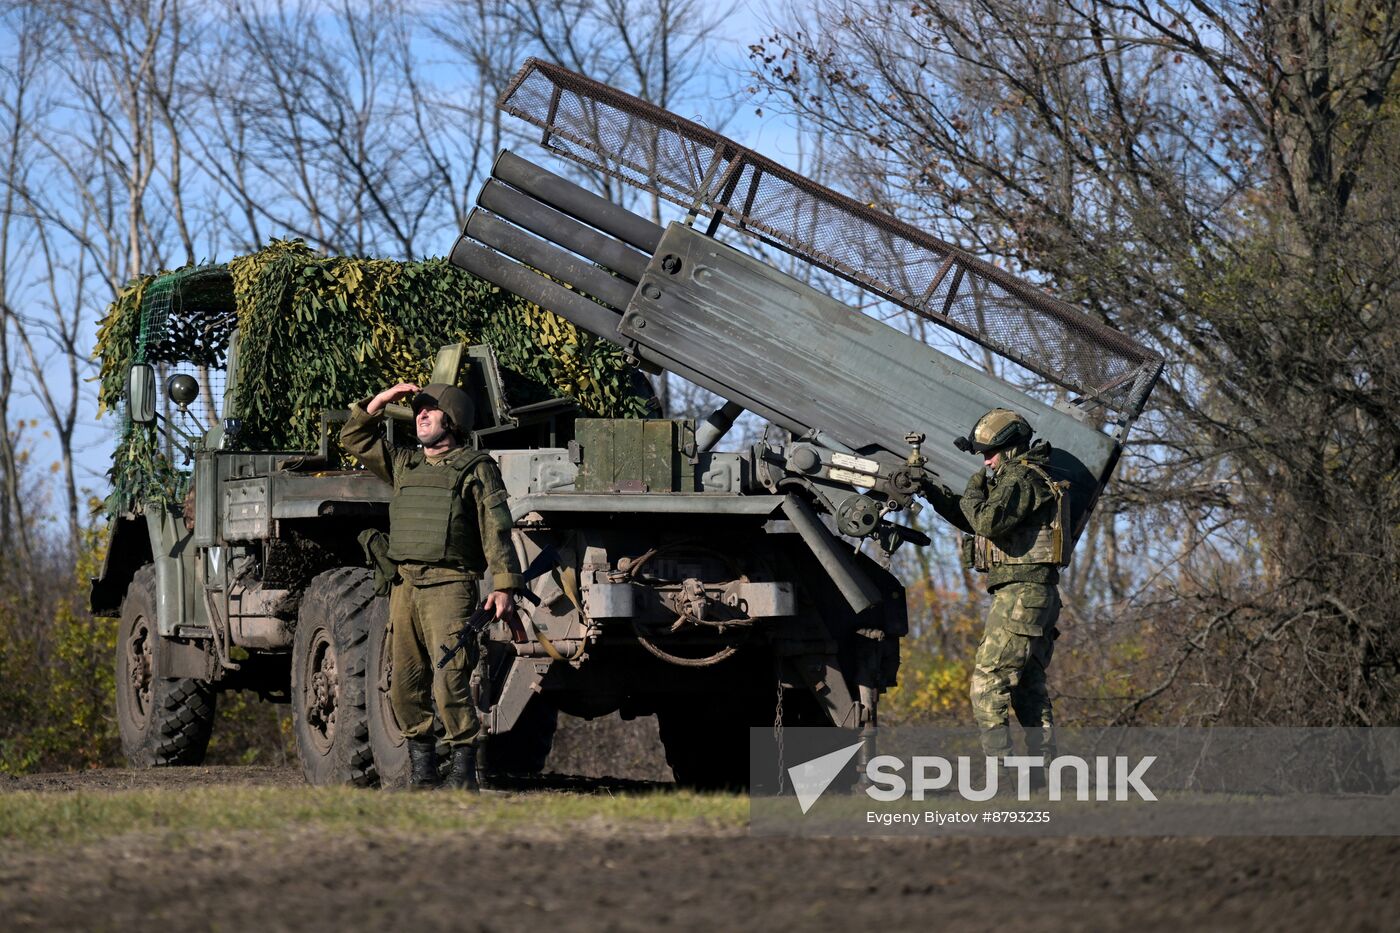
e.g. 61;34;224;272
179;0;461;259
0;2;55;568
2;0;203;555
12;209;97;554
416;0;535;227
429;0;741;414
33;0;199;285
752;0;1400;724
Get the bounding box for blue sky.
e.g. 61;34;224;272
11;0;814;515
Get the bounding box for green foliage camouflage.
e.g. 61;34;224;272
96;239;648;513
0;525;296;774
1;527;120;773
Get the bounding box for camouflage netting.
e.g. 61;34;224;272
96;239;649;514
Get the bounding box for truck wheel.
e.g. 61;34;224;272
484;698;558;777
291;568;376;787
656;705;751;791
115;565;217;767
365;598;436;789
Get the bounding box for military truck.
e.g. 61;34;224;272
91;60;1162;789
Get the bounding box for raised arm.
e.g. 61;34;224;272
922;479;976;536
340;382;419;484
959;470;1038;539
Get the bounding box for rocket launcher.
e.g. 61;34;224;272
448;59;1163;579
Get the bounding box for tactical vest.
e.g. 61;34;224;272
973;462;1072;570
387;450;490;568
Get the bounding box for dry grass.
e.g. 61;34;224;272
0;785;746;849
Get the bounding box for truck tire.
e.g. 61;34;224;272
656;705;751;791
291;567;376;787
484;698;558;777
115;565;217;767
366;597;429;790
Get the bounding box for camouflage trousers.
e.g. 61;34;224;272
388;578;483;747
970;581;1061;758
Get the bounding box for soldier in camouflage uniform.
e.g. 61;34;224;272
925;408;1069;766
342;382;523;791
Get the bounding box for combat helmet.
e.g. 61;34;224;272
954;407;1033;455
412;383;476;437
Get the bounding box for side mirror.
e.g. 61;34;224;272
128;363;157;424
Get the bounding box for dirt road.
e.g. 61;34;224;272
3;766;1397;932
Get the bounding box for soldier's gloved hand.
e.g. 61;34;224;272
921;481;957;509
963;469;989;502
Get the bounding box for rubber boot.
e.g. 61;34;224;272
408;738;440;790
440;745;480;793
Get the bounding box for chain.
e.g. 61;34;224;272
774;675;785;795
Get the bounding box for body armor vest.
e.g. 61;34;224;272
387;450;490;568
973;462;1072;570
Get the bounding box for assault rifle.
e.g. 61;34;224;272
437;545;559;669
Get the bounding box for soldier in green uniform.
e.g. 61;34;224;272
341;381;523;791
925;408;1069;767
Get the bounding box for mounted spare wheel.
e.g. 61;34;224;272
291;567;376;787
115;564;217;766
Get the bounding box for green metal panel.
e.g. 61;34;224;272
509;493;780;520
430;342;465;385
574;419;609;492
576;418;696;492
144;504;202;637
192;454;219;548
222;478;271;541
614;419;644;489
619;222;1119;515
642;419;671;491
